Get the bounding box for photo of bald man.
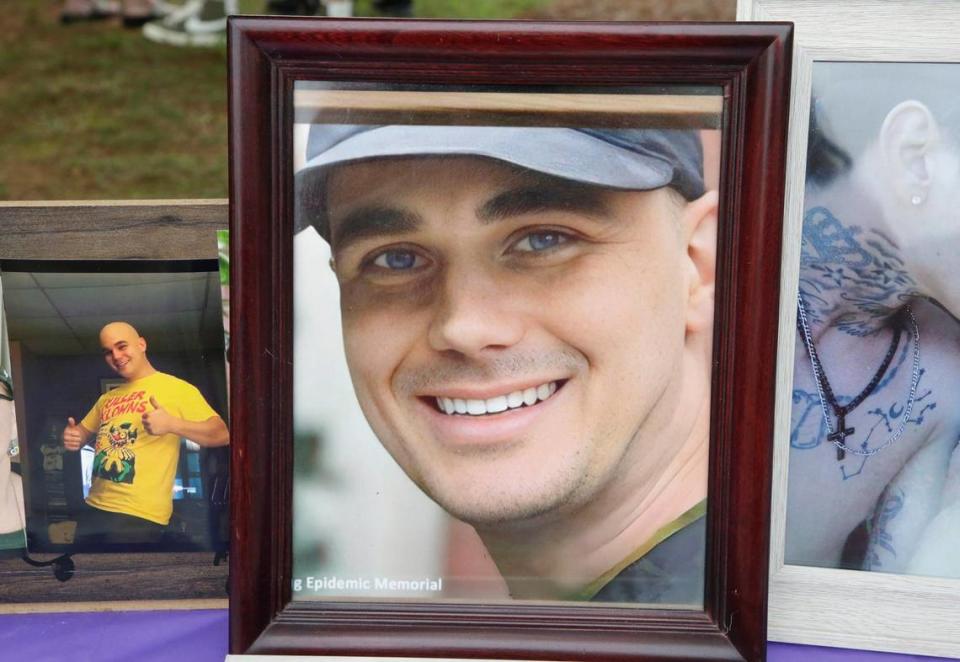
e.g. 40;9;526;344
63;321;229;549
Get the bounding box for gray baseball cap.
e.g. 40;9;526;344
296;125;705;238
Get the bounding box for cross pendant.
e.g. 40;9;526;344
828;414;855;461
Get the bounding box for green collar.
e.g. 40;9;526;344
575;500;707;600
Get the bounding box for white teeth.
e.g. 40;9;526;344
435;381;560;416
466;399;486;415
523;387;538;405
486;395;508;413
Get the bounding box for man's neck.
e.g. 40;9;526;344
474;352;711;600
800;172;918;340
124;365;157;383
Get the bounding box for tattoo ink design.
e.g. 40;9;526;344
799;207;916;336
868;367;935;430
863;488;905;570
790;389;826;450
790;338;937;481
839;456;869;481
792;205;932;479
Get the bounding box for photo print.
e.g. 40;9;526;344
785;62;960;580
0;262;230;558
290;84;723;606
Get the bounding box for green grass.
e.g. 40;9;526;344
0;0;553;201
0;1;227;200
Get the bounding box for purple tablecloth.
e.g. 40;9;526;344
0;609;953;661
0;609;228;662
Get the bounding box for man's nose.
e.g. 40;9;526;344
426;264;526;356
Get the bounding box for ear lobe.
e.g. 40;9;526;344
880;100;940;204
682;190;718;334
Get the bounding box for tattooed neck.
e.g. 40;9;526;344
800;202;917;337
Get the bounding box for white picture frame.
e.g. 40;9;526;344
736;0;960;657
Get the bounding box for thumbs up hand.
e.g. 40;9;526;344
63;417;84;451
142;396;176;436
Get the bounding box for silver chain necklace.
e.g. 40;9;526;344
796;294;921;460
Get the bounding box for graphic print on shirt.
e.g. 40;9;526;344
92;390;148;484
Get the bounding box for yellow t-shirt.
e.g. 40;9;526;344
80;372;219;525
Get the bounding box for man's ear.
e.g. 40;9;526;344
880;100;940;206
681;190;718;334
138;337;147;352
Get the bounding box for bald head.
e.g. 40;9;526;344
100;321;140;342
99;321;154;382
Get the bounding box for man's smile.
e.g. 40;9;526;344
431;380;561;416
409;378;573;449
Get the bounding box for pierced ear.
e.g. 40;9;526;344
880;100;940;204
681;190;718;334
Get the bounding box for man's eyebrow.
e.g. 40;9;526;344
330;206;421;251
477;182;613;224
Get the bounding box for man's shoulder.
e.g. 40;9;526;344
909;300;960;412
590;515;705;605
146;372;207;401
855;299;960;459
912;299;960;355
150;372;200;390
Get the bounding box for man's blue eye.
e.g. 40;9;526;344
373;250;419;270
516;231;566;252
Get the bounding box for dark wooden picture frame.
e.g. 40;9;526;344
228;18;792;661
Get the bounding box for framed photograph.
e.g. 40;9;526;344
0;201;231;611
229;18;792;661
738;1;960;657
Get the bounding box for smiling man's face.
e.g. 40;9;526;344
326;156;707;528
100;323;149;382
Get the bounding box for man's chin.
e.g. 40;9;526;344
427;483;577;531
401;442;592;530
